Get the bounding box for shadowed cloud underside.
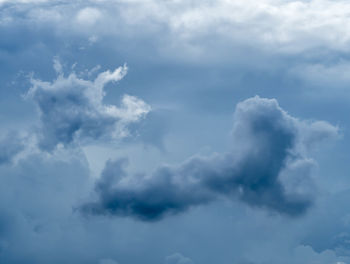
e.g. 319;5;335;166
81;96;337;221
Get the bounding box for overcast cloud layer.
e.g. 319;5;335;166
1;1;350;264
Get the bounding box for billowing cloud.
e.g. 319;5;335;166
26;59;151;151
81;96;338;221
0;1;349;263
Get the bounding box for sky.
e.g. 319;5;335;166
1;0;350;263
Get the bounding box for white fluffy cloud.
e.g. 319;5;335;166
26;60;151;151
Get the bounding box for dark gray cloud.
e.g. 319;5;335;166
0;133;24;165
81;96;338;221
26;60;150;151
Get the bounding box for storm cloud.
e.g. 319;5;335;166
81;96;338;221
1;0;349;262
26;60;151;151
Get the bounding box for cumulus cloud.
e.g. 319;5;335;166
26;59;151;151
81;96;338;221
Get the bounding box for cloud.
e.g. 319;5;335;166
124;109;169;150
290;245;350;264
107;0;350;54
0;148;92;264
241;245;350;264
26;59;151;151
81;96;338;221
0;0;48;5
76;7;101;27
98;258;119;264
290;60;350;88
4;0;350;57
0;132;24;165
0;1;348;263
165;253;194;264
